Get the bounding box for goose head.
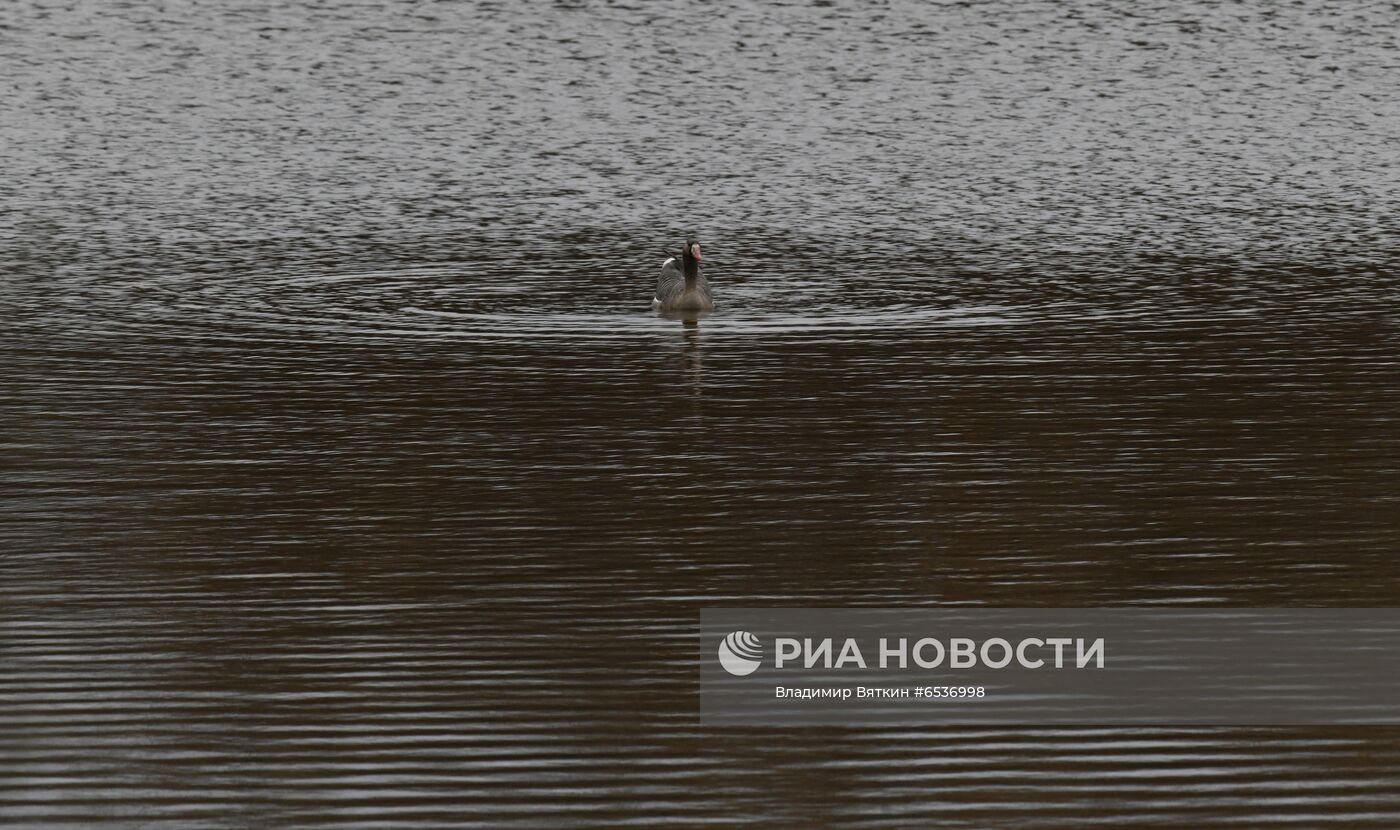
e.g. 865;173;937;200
681;239;701;280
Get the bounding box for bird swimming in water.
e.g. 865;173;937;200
652;239;714;312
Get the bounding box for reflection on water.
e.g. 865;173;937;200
5;0;1400;826
678;318;704;400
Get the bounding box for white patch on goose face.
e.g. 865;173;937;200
691;243;701;261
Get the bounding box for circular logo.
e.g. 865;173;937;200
717;630;763;676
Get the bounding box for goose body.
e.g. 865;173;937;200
652;240;713;312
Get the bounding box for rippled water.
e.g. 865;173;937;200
5;0;1400;826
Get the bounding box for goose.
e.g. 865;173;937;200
652;239;714;312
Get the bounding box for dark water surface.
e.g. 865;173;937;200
5;0;1400;826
